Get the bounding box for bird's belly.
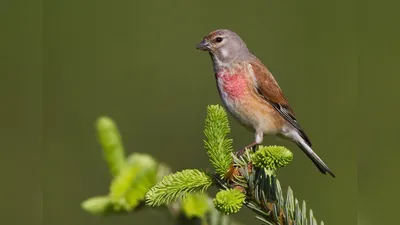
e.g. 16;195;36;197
218;83;282;134
220;91;253;128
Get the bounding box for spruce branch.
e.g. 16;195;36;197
181;193;210;219
81;196;112;215
204;105;234;177
145;169;213;206
251;145;293;175
83;116;238;225
213;189;246;215
218;147;325;225
83;105;327;225
109;153;157;211
96;116;126;177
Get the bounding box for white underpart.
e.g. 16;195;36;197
281;124;293;136
283;127;300;142
255;130;264;144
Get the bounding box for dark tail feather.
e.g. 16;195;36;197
295;137;336;178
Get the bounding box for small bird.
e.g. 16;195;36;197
196;29;335;177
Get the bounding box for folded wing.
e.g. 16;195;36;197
249;59;312;147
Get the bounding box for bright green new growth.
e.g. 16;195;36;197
181;193;210;219
110;153;158;211
82;117;160;214
81;196;112;215
96;116;126;176
145;169;213;206
204;105;233;177
213;189;245;215
82;107;326;225
251;145;293;172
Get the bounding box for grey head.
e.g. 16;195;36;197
196;29;252;66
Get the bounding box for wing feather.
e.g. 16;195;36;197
249;59;312;146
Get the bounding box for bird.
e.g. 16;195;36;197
196;29;335;178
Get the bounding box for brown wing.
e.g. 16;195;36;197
249;59;312;146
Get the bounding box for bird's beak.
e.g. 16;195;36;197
196;40;210;51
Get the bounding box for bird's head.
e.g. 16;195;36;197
196;29;251;64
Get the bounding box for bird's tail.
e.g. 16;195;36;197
295;135;336;178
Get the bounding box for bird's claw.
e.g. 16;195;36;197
235;141;258;156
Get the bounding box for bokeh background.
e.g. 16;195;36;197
1;0;399;225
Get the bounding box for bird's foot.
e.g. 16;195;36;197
235;141;258;156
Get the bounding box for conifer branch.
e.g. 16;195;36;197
81;196;112;215
109;153;157;211
204;105;234;177
213;189;246;215
82;115;238;225
96;116;126;177
145;169;213;206
82;105;326;225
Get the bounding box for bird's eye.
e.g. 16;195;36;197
215;37;223;43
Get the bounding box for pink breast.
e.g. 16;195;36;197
217;70;247;99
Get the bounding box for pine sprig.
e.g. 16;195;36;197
240;168;324;225
280;186;324;225
204;105;234;177
81;196;112;215
83;106;327;225
251;145;293;173
213;189;246;215
145;169;213;206
109;153;158;211
181;193;210;219
96;116;126;177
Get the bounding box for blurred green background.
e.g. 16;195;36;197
1;0;399;225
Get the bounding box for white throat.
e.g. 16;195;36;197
211;50;232;72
